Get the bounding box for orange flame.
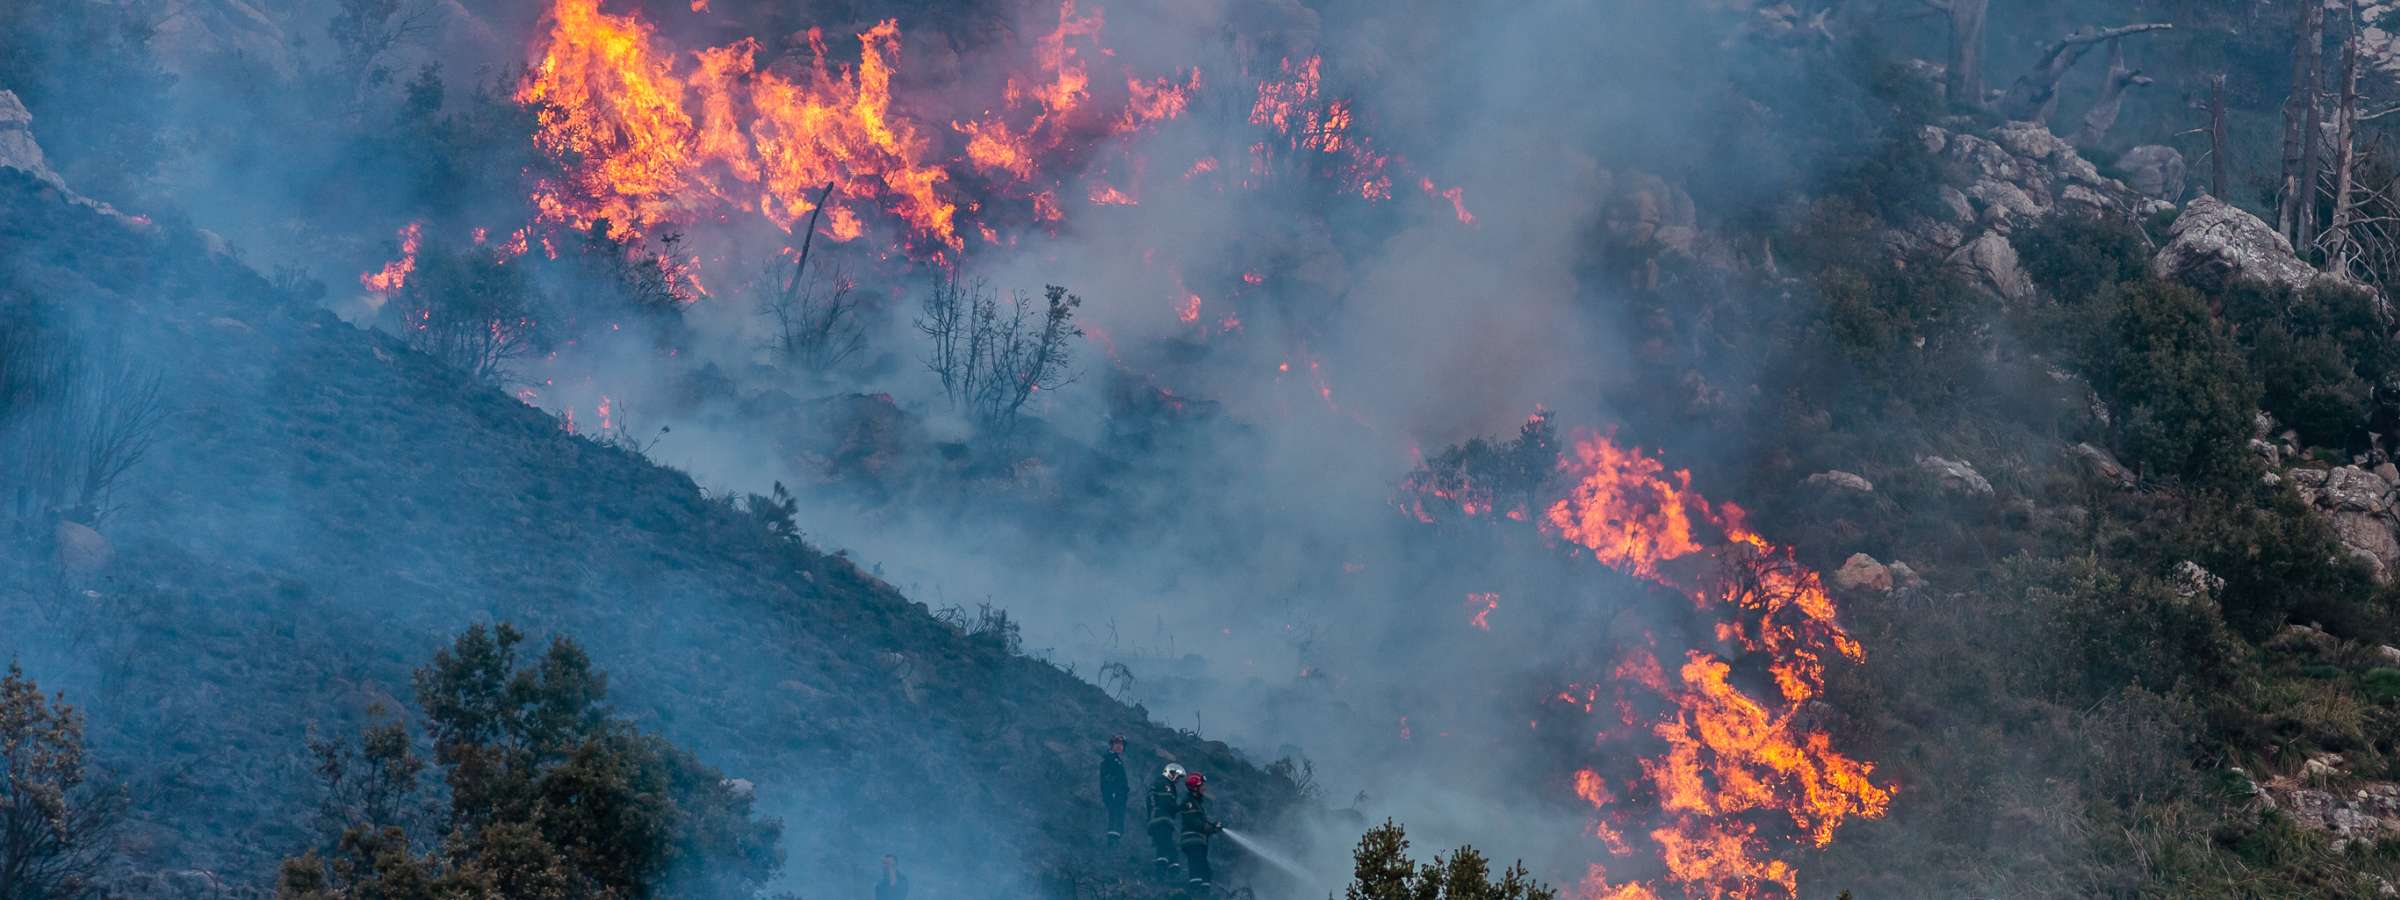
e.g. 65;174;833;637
513;0;1464;266
519;0;961;249
361;222;422;293
1250;57;1393;201
1531;433;1890;898
1466;592;1499;630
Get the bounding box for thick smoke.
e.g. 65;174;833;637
1;0;1914;894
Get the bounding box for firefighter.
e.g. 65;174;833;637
1178;771;1224;891
1100;734;1130;846
1147;764;1188;881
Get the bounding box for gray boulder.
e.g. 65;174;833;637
2155;195;2319;293
2170;561;2224;598
2114;145;2188;201
1945;231;2036;303
1804;470;1874;493
2067;442;2135;487
1833;553;1894;592
2290;465;2400;581
54;520;113;577
1918;455;1995;496
0;91;64;191
0;90;140;224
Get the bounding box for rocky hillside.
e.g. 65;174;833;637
0;154;1281;893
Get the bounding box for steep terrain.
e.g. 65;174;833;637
0;164;1281;893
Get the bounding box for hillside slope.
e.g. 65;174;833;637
0;167;1279;893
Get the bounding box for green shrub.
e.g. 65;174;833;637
2090;280;2260;485
280;623;783;899
2177;490;2377;640
2222;280;2394;450
2360;668;2400;704
2017;215;2153;304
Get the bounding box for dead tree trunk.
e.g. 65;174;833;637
2073;39;2152;145
2209;74;2231;198
2280;0;2326;243
783;181;838;307
2299;54;2330;254
1920;0;1990;110
1998;23;2172;123
2327;0;2365;269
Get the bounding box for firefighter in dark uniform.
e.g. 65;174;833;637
1178;771;1224;891
1100;734;1130;845
1147;763;1187;880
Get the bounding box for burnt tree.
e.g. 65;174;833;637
2209;74;2231;198
2072;39;2152;146
2326;0;2366;270
1998;23;2172;124
2280;0;2328;245
1917;0;1990;110
916;275;1083;437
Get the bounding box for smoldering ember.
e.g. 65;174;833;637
17;0;2400;897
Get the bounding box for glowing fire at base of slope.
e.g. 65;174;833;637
1526;433;1892;899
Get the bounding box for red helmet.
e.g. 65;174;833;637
1185;772;1206;790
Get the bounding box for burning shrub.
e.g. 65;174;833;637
1400;411;1558;522
567;223;701;323
381;242;548;383
915;274;1082;437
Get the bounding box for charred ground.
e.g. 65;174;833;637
0;168;1288;894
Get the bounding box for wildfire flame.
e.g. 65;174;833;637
361;222;422;294
512;0;1462;264
1466;592;1499;630
519;0;964;248
1534;433;1891;898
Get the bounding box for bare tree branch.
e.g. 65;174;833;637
2073;39;2152;145
1998;23;2171;122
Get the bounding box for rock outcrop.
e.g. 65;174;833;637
1917;122;2164;234
1597;171;1699;258
1804;470;1874;493
0;89;140;224
2289;465;2400;581
54;521;113;577
147;0;294;79
2260;754;2400;852
2067;442;2135;488
2170;560;2224;599
1832;553;1922;593
1919;455;1995;496
2114;145;2188;201
1896;121;2162;303
2154;195;2321;293
1834;553;1893;592
1944;231;2036;304
0;91;65;192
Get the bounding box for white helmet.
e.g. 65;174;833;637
1163;763;1187;782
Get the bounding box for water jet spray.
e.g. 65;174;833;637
1221;827;1316;884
